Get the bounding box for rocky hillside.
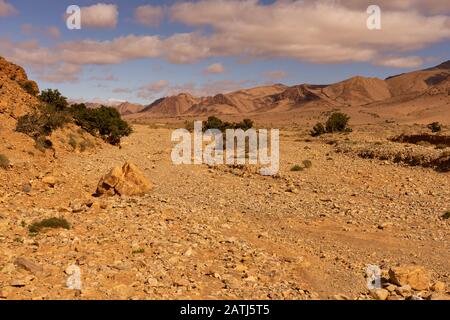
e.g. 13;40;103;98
0;56;40;127
132;60;450;119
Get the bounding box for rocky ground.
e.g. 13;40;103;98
0;123;449;300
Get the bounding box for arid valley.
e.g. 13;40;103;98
1;54;449;300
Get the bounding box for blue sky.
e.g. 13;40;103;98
0;0;449;105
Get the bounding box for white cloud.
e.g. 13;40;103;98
138;80;170;98
80;3;118;29
134;5;164;27
2;0;449;84
375;56;424;68
204;63;225;74
21;24;61;39
40;63;81;83
168;0;450;63
264;70;288;80
0;0;16;17
46;26;61;39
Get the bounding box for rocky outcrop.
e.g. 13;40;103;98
0;56;39;119
389;266;431;291
96;161;153;196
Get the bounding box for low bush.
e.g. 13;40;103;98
325;112;352;133
311;112;352;137
311;123;326;137
29;217;71;233
291;165;303;172
203;116;254;132
427;122;442;133
0;154;10;169
20;80;39;96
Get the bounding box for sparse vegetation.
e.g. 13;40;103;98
29;217;71;234
39;89;69;111
427;122;442;133
0;154;10;169
325;112;352;133
20;80;39;96
132;248;145;254
70;103;132;145
311;112;352;137
16;89;132;147
68;135;78;150
203;116;254;132
291;164;303;172
311;122;326;137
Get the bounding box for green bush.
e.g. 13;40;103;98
291;165;303;172
17;94;132;146
326;112;351;133
311;122;326;137
0;154;10;169
39;89;68;111
20;80;39;96
311;113;351;136
203;116;254;132
16;105;70;141
29;217;71;234
69;104;132;145
427;122;442;133
35;136;53;152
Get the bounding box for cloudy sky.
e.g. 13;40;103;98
0;0;449;104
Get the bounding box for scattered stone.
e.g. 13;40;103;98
431;281;446;292
389;266;431;291
14;257;43;274
385;284;397;292
395;285;412;297
370;288;389;300
428;293;450;300
146;277;159;287
22;183;32;193
333;294;351;300
42;176;57;187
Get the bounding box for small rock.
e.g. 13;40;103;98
42;176;57;187
395;285;412;297
385;284;397;292
10;279;27;287
370;288;389;300
428;293;450;300
431;281;446;292
146;277;159;287
14;257;43;274
333;294;351;300
389;266;431;291
22;183;32;193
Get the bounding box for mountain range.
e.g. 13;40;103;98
126;60;449;121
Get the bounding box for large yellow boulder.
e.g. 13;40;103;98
96;162;152;196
